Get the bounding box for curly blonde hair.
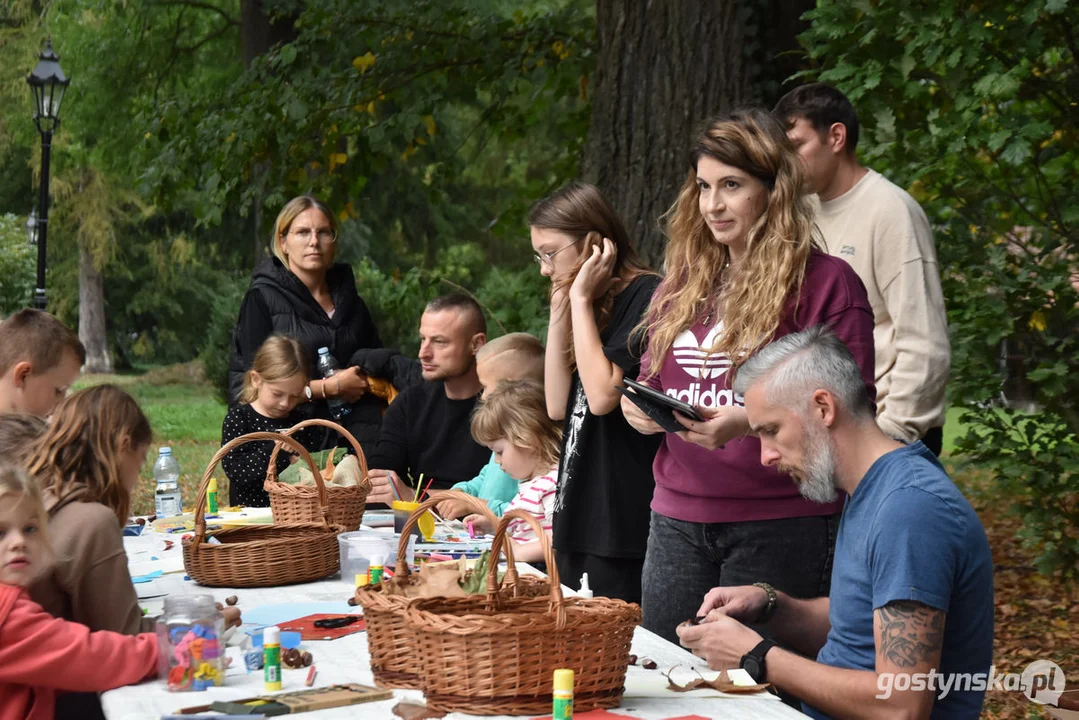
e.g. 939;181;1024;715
528;182;655;367
25;385;152;526
471;379;561;472
642;108;820;376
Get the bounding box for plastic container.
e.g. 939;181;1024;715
337;530;415;570
250;629;302;650
153;447;183;518
317;347;351;420
156;594;226;691
392;500;435;540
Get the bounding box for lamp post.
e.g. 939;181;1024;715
26;39;69;311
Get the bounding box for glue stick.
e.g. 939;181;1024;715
207;477;219;514
368;555;385;585
263;625;282;691
553;668;574;719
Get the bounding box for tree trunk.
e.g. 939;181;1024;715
582;0;815;265
78;243;113;374
241;0;298;266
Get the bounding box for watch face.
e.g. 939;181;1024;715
744;657;762;682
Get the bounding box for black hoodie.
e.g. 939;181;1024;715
227;257;384;453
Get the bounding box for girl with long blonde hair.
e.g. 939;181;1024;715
528;181;661;603
622;108;876;642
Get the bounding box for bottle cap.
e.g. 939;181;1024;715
208;477;218;490
553;668;574;692
355;573;369;587
578;573;593;599
264;626;280;646
159;446;171;455
370;554;385;567
318;347;330;354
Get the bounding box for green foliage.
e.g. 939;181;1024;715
140;0;593;265
199;273;250;403
801;0;1078;577
0;213;34;314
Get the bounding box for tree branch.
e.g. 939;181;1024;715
175;19;236;53
153;0;239;26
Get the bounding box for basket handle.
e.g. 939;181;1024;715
194;431;324;540
264;418;372;494
486;508;564;629
392;490;516;582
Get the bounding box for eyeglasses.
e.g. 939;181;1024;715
288;227;337;244
533;238;582;266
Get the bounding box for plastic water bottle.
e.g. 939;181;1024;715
153;447;183;518
317;347;351;420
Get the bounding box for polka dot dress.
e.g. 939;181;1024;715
220;404;322;507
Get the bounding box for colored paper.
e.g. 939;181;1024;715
278;613;367;640
242;602;356;628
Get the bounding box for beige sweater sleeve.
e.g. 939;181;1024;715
874;206;951;442
56;503;147;636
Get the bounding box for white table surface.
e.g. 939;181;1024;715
103;525;807;719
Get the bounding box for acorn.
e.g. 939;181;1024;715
225;595;238;606
627;654;638;665
642;658;657;670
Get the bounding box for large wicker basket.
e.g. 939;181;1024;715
357;491;544;690
403;509;641;715
264;418;371;531
183;432;341;587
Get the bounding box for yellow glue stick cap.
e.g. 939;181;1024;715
553;668;574;692
208;477;218;492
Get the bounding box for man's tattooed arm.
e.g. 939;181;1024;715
875;599;945;669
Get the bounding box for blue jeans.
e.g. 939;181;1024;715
642;510;839;644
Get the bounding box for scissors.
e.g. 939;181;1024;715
313;616;362;629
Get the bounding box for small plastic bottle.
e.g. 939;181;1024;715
316;347;352;420
153;447;183;518
368;555;385;585
553;668;574;719
578;573;593;599
264;625;282;691
207;477;219;514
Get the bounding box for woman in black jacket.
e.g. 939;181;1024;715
227;195;384;454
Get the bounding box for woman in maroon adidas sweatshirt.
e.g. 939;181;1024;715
622;108;875;642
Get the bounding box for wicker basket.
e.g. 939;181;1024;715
264;418;371;532
403;509;641;715
183;432;341;587
357;491;545;690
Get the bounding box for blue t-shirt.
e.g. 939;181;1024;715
805;442;994;720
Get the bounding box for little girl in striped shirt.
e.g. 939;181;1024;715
464;379;561;564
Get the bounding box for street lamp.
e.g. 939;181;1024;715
25;208;38;247
26;39;70;311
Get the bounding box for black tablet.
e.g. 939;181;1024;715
618;378;703;434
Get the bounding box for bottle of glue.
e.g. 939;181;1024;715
578;573;593;599
264;625;282;691
207;477;219;514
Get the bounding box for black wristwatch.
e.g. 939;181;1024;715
740;638;777;683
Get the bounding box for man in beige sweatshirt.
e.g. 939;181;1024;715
775;83;950;454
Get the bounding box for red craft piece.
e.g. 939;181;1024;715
278;613;366;640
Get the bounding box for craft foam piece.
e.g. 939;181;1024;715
532;710;637;720
242;602;354;628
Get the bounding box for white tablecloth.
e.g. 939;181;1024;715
103;527;807;719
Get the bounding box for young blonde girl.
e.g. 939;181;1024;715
0;465;158;720
463;379;562;563
221;335;322;506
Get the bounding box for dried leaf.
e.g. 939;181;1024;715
664;667;771;694
391;701;445;720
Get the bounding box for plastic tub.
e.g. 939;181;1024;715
337;530;415;570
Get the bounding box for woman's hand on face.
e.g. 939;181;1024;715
334;366;369;403
675;406;749;451
620;393;664;435
569;237;617;303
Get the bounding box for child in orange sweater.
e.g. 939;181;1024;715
0;464;158;720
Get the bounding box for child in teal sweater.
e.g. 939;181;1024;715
436;333;545;519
